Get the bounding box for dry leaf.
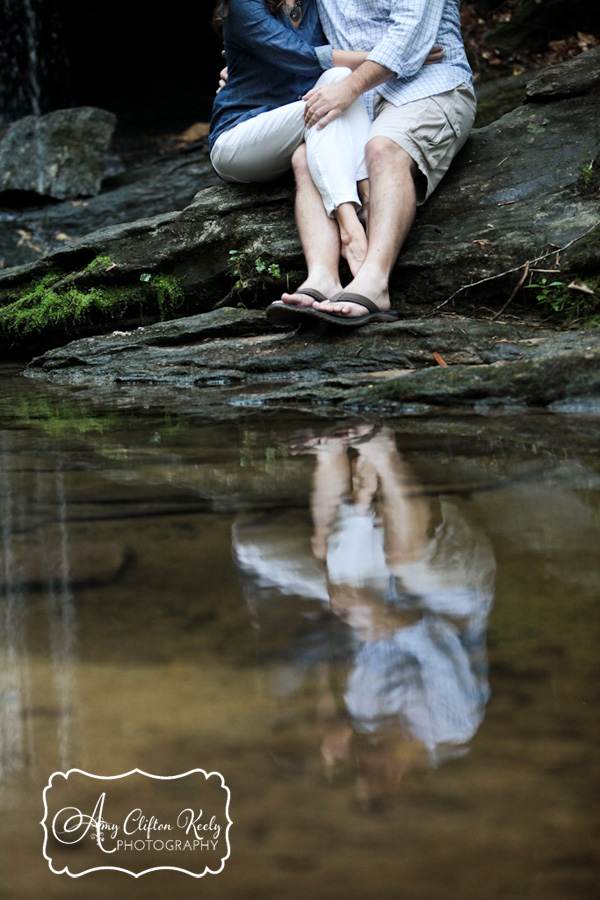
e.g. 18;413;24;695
568;281;595;295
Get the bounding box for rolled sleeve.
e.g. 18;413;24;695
315;44;334;69
367;0;445;80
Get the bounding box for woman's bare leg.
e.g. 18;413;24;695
334;201;368;277
280;145;343;307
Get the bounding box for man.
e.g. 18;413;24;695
274;0;476;326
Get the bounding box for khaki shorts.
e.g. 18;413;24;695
369;84;476;204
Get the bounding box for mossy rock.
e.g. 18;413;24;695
0;262;186;357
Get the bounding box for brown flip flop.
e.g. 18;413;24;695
303;292;399;328
266;289;330;327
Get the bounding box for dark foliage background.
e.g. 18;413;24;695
1;1;599;135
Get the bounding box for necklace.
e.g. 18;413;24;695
282;0;302;24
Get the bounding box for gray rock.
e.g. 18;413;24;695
0;141;220;269
525;44;600;100
338;333;600;413
24;308;600;413
1;48;599;356
24;308;552;384
403;46;600;306
0;106;116;199
473;72;534;128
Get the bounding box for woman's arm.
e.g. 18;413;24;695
332;45;444;71
332;50;369;70
227;0;330;76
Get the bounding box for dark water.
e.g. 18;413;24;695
1;364;599;899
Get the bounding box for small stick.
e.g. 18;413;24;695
491;261;530;321
433;220;600;312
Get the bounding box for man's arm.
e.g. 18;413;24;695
304;60;394;129
304;0;447;129
367;0;447;81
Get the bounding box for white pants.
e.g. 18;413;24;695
210;68;370;216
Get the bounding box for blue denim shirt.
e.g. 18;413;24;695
209;0;332;151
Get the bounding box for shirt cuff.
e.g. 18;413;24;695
315;44;334;70
367;42;401;78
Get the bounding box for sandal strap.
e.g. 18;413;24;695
329;292;382;314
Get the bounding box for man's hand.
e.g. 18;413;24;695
303;44;444;128
303;78;357;130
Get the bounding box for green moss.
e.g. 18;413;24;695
0;271;185;336
9;396;125;437
576;154;600;197
150;274;185;318
3;396;192;440
84;255;113;272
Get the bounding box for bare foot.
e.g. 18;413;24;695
334;202;368;278
339;221;368;278
312;264;391;318
280;272;342;307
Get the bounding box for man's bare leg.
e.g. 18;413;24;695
280;144;344;307
313;138;418;318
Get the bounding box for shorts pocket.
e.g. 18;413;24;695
411;87;475;169
411;98;460;167
433;86;477;141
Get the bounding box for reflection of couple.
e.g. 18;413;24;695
233;425;495;806
209;1;476;328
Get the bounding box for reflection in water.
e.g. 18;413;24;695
0;433;77;798
1;383;599;896
36;462;76;769
234;424;495;806
0;432;32;788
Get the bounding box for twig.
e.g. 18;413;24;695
491;261;529;321
433;220;600;312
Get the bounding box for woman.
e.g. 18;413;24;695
210;0;375;284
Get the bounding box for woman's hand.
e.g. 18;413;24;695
424;45;445;65
216;49;228;94
217;66;228;93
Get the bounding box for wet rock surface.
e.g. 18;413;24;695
23;308;549;380
24;308;600;413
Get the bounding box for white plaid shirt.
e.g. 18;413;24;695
316;0;473;118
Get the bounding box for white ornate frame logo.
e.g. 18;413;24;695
41;768;232;878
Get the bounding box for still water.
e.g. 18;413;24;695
1;364;599;899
